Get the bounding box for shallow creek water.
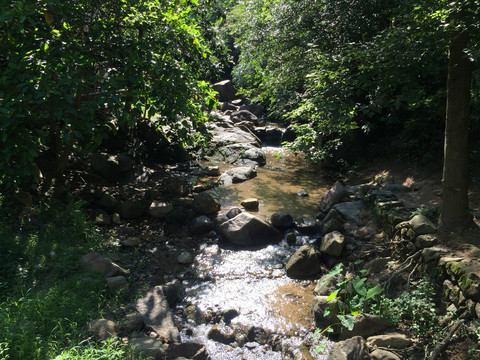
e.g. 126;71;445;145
180;148;334;359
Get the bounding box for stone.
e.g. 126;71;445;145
296;217;319;234
264;126;284;146
312;296;347;331
319;181;349;213
282;125;296;142
231;110;258;124
415;234;438;249
112;213;122;224
354;226;373;241
370;189;397;202
382;184;411;193
149;201;174;218
95;213;111;225
410;214;436;235
97;193;118;212
120;237;141;247
177;251;195;265
206;166;221;176
91;153;122;182
218;166;257;186
239;103;265;116
333;201;365;225
81;252;129;277
339;314;391;340
13;190;33;208
121;313;144;334
370;349;401;360
218;212;282;246
212;79;236;101
320;231;345;257
129;336;165;360
221;101;238;112
367;333;412;348
286;231;297;245
247;326;269;344
475;302;480;319
270;212;294;230
365;257;390;275
242;148;266;165
136;286;181;342
165;342;208;360
322;209;345;233
314;272;345;296
88;319;117;340
241;198;259;210
189;215;213;235
226;207;243;219
117;199;148;219
286;245;321;279
208;324;236;344
222;308;240;324
422;247;448;263
327;336;368;360
161;279;185;308
106;276;128;292
192;191;220;215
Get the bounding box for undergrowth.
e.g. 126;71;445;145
0;196;131;360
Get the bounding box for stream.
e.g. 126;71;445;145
178;147;335;359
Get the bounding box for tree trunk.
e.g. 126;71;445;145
440;30;474;231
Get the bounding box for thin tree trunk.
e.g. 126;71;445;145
440;30;473;230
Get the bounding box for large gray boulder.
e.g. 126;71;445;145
239;103;265;116
136;286;181;342
339;314;391;340
319;181;349;213
270;212;294;230
286;245;321;279
320;231;345;257
231;110;258;124
218;166;257;186
333;201;365;225
212;80;237;101
81;252;129;277
218;212;282;246
242;148;266;166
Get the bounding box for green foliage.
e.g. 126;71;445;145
0;199;126;360
372;277;442;339
54;339;137;360
411;205;441;222
0;0;216;189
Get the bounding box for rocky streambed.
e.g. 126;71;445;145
77;80;480;360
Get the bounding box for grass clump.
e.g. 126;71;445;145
0;196;127;360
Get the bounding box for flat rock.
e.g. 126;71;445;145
166;342;208;360
333;201;365;225
339;314;391;340
370;349;401;360
218;166;257;186
327;336;368;360
129;336;165;359
367;333;412;348
136;286;181;342
241;198;259;210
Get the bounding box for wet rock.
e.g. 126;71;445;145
369;349;401;360
282;125;296;142
218;212;282;246
129;336;165;360
241;198;259;210
120;237;141;247
189;215;213;235
221;309;240;324
206;166;220;176
270;212;294;230
212;80;236;102
177;251;195;265
339;314;391;340
81;252;129;277
226;207;243;219
247;326;269;344
242;148;266;165
208;324;236;344
410;214;437;235
106;276;128;292
321;209;345;233
312;296;347;331
231;110;258;124
319;181;349;214
333;201;365;225
88;319;117;340
136;286;181;342
166;342;208;360
286;231;297;245
149;201;174;218
264;126;284;146
218;166;257;186
296;218;319;234
286;245;321;279
327;336;368;360
367;333;412;348
315;272;345;296
162;279;185;308
192;192;220;215
320;231;345;257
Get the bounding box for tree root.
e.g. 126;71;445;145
384;250;422;292
428;319;465;360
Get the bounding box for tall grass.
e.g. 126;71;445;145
0;197;132;360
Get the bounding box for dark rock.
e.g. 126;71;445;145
208;324;236;344
242;148;266;165
410;214;437;235
81;252;129;277
88;319;117;340
314;272;345;296
91;153;122;182
226;207;243;219
221;102;238;112
296;218;319;234
218;166;257;186
161;279;185;308
369;349;401;360
327;336;368;360
129;336;165;360
321;209;345;233
247;326;269;344
312;296;347;331
231;110;258;124
271;212;294;230
212;80;237;102
218;212;282;246
286;231;297;245
106;276;128;292
190;215;213;235
370;189;397;202
297;191;309;197
319;181;349;213
239;103;264;116
241;198;259;210
415;234;438;249
333;201;365;225
382;184;411;193
166;342;208;360
339;314;391;340
282;125;296;143
264;126;284;146
149;201;174;218
192;192;220;215
286;245;321;279
117;199;148;219
222;309;240;324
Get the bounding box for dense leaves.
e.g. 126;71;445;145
0;0;216;189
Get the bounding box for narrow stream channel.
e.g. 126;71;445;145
179;147;334;359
